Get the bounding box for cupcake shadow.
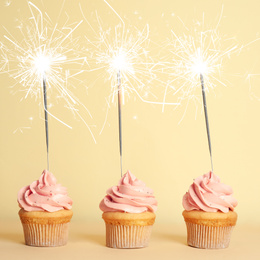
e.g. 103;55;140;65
155;232;186;245
85;234;104;245
75;233;104;246
0;232;24;244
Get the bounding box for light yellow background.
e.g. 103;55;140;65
0;0;260;228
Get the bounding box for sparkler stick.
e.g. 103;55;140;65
162;10;245;171
42;74;49;170
81;0;180;177
200;74;213;172
117;70;123;177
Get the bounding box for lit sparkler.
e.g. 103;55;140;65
91;21;150;177
97;23;152;177
93;22;152;176
163;8;238;171
81;0;179;176
0;2;96;169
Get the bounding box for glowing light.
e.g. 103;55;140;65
33;55;51;74
110;47;132;73
32;54;51;76
190;48;208;75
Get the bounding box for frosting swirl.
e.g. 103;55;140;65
17;170;73;212
99;170;157;213
182;171;238;213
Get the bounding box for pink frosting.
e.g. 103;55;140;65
99;170;157;213
17;170;73;212
182;171;238;213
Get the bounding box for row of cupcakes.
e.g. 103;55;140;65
17;170;237;249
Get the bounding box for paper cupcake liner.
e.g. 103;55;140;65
21;222;70;247
185;222;234;249
105;223;153;248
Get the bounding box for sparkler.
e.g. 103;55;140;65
0;2;96;169
81;0;179;176
163;9;238;171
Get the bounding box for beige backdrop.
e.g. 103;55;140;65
0;0;260;225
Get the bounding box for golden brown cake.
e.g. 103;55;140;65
19;209;73;247
183;210;237;249
102;212;156;226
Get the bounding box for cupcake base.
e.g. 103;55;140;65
182;210;237;249
19;209;73;247
102;212;156;249
105;223;153;248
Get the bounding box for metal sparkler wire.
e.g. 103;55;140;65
42;74;49;170
117;70;123;177
200;73;213;172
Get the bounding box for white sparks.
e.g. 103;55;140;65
4;0;11;7
85;21;154;105
0;2;96;142
13;127;31;134
80;4;179;107
80;0;179;134
161;9;238;117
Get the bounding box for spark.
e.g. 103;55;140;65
248;73;260;100
0;2;96;142
13;127;31;134
160;8;237;171
4;0;11;7
84;20;157;105
80;0;180;107
80;1;179;134
80;0;179;176
162;9;238;118
96;24;153;104
13;116;33;135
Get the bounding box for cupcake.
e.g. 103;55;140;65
99;170;157;249
182;171;238;249
17;169;73;247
